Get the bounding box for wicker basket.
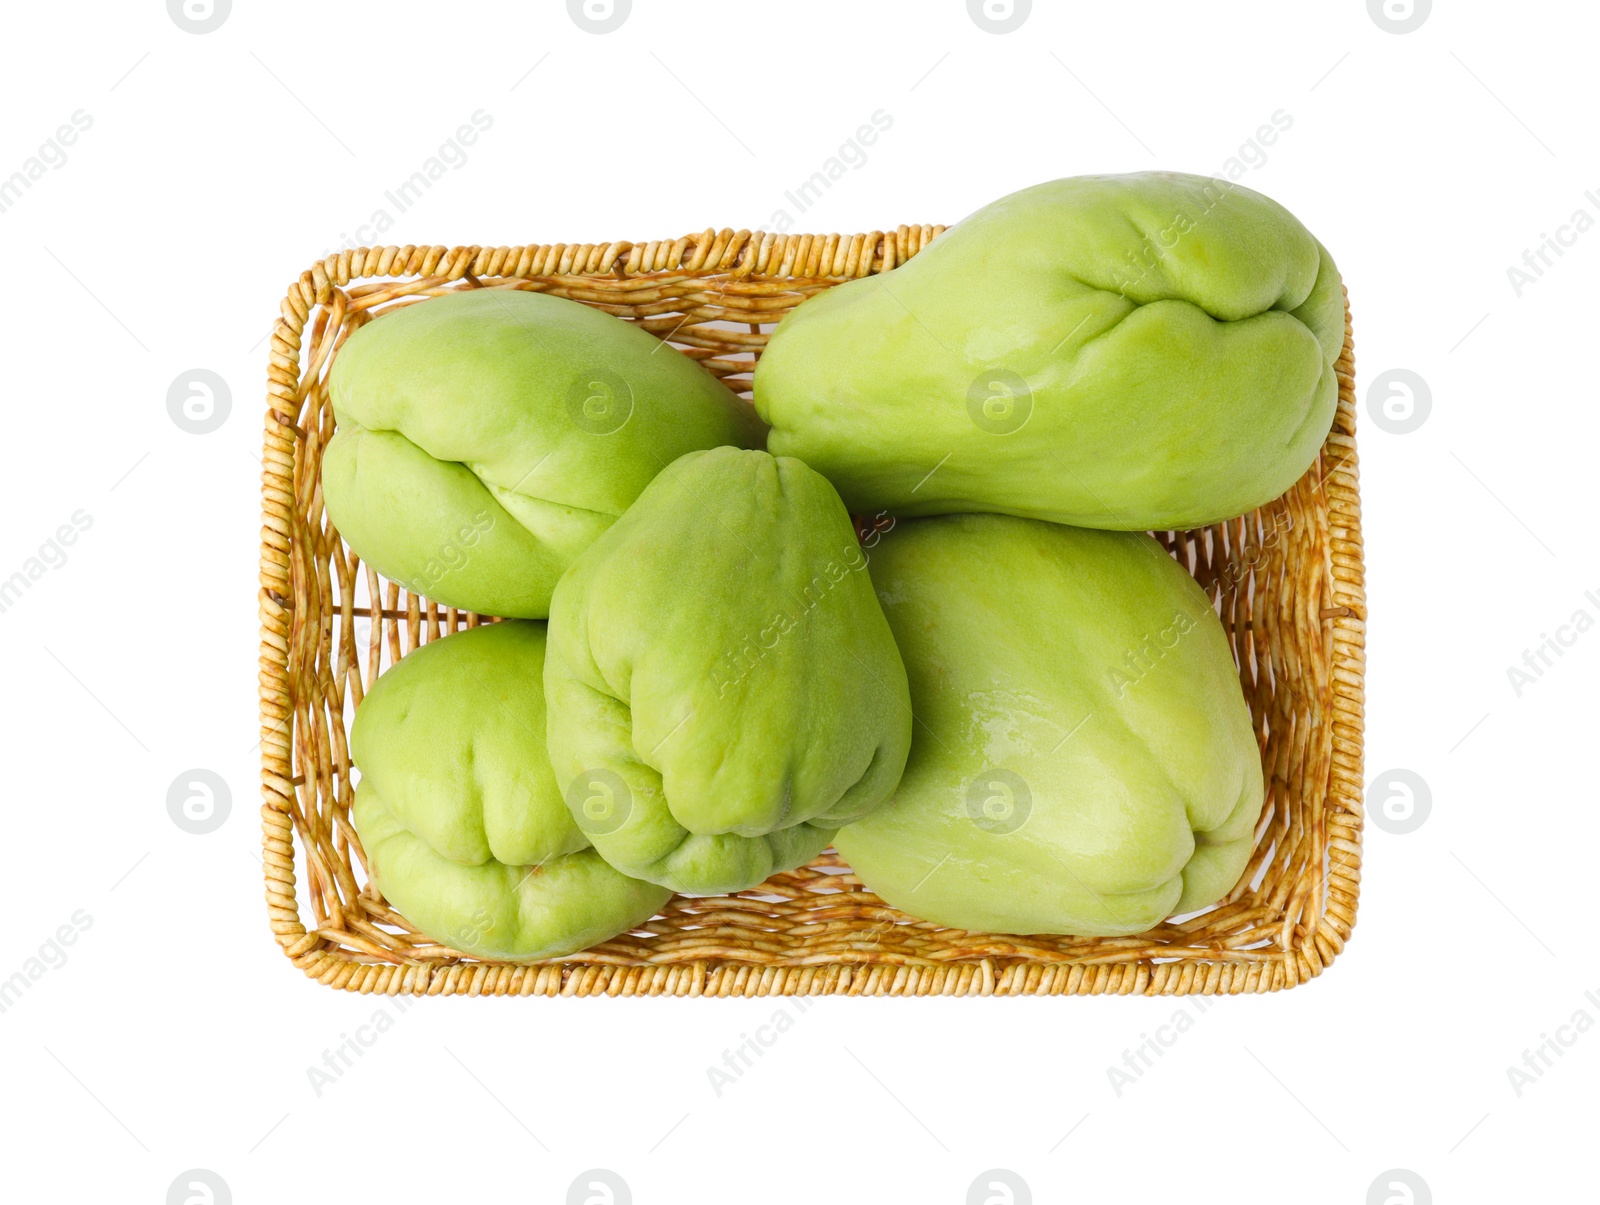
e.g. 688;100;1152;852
257;226;1365;998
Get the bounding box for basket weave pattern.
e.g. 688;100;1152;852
258;226;1365;997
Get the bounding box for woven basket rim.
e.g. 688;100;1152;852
257;232;1365;999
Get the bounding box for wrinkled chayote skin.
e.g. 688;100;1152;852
544;447;913;895
754;172;1344;531
833;514;1264;937
350;620;670;960
325;289;765;618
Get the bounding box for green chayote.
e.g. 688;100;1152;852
833;514;1264;937
754;172;1343;531
543;447;913;895
325;289;765;618
350;620;670;960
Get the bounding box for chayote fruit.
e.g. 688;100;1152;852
325;289;765;618
544;447;913;895
350;620;670;960
754;172;1344;531
833;513;1264;937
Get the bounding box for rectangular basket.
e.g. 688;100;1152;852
257;226;1365;998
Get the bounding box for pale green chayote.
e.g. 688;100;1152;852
325;289;765;618
543;447;912;895
754;172;1343;530
350;620;670;960
834;513;1264;937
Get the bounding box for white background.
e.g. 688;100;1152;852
0;1;1593;1202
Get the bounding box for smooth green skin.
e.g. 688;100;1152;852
325;289;766;618
755;172;1344;531
350;620;670;960
833;514;1264;937
544;447;913;895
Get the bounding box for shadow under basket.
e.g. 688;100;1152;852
258;227;1366;998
